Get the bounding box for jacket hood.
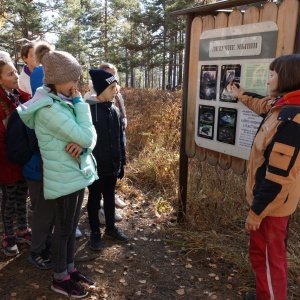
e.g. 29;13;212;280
86;96;113;107
86;96;99;105
18;87;62;128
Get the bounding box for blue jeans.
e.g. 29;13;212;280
51;189;84;279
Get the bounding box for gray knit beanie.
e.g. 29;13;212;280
34;41;82;84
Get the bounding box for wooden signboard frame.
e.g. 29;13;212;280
172;0;300;222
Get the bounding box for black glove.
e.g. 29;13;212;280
117;165;124;179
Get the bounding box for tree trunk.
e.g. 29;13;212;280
104;0;108;60
172;33;177;89
178;30;184;87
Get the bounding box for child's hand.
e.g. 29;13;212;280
71;86;82;99
245;213;261;231
65;142;82;159
229;81;241;98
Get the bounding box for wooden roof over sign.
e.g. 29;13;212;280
172;0;268;16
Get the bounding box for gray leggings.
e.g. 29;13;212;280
28;179;55;255
1;179;28;236
51;189;84;280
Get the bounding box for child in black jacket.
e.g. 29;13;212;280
87;69;128;250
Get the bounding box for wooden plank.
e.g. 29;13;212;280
259;2;278;23
202;14;215;30
218;153;232;170
227;9;246;175
198;14;219;165
231;158;246;175
214;12;232;170
186;16;203;158
231;5;260;175
228;9;243;27
206;149;219;166
276;0;299;56
215;12;228;29
243;6;260;24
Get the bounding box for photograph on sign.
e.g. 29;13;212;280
219;64;241;103
217;107;237;145
199;65;218;100
198;105;215;139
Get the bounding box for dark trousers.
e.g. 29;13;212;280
28;179;55;255
1;179;28;236
87;175;117;232
51;189;84;278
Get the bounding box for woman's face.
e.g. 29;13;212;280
0;62;19;93
55;78;80;97
23;47;37;71
267;70;279;97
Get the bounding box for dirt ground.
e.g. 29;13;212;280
0;189;255;300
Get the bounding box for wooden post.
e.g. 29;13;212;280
177;14;194;223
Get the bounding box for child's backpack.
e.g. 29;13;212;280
5;108;33;164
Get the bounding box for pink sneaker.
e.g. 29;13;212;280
51;275;88;298
16;228;32;245
3;234;19;257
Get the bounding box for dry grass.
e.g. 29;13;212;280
124;88;180;214
122;87;300;276
82;86;300;295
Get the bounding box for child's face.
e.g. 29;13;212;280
55;78;80;97
23;47;37;71
105;68;115;75
0;62;19;93
267;70;279;97
98;82;117;102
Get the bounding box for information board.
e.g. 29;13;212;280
195;21;278;160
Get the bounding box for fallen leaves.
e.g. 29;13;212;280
176;288;185;295
119;278;128;286
30;283;39;289
95;268;105;274
208;273;220;280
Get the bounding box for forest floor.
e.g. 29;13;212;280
0;189;253;300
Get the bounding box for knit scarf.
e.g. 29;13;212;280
274;90;300;107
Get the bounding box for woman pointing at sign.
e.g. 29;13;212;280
231;54;300;300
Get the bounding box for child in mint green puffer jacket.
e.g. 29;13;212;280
18;41;98;299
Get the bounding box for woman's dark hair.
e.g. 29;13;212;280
0;58;10;78
270;54;300;94
20;42;35;60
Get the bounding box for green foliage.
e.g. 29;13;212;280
0;0;272;88
0;0;197;87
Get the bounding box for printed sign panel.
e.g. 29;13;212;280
195;21;278;160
